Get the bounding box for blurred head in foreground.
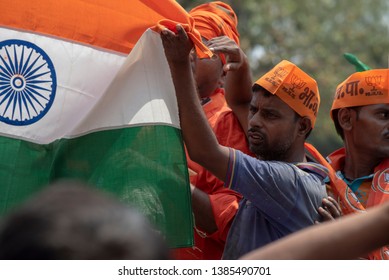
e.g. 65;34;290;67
0;180;169;260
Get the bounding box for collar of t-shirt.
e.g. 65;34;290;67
336;171;373;193
323;171;373;206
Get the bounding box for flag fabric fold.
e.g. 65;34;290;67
0;0;195;248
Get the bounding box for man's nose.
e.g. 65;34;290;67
248;112;263;129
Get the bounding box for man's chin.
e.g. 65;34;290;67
249;145;268;160
251;148;288;162
249;145;260;155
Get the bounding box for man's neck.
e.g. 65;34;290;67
284;144;307;163
343;145;380;180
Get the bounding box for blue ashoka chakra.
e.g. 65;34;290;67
0;39;57;126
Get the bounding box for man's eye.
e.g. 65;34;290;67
378;112;389;119
263;112;277;119
249;106;257;114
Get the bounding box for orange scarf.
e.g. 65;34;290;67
189;1;240;45
305;143;389;259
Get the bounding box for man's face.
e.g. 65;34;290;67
350;104;389;160
190;48;224;99
247;89;300;161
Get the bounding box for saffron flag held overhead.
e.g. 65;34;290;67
0;0;198;248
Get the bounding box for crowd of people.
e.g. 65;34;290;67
0;1;388;260
160;1;389;260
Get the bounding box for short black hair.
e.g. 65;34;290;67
252;83;268;94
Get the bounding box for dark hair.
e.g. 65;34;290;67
0;180;169;260
252;84;312;139
252;83;267;94
332;108;343;139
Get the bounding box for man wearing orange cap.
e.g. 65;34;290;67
174;1;254;260
161;25;328;259
322;67;389;259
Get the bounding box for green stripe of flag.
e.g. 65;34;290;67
0;125;193;248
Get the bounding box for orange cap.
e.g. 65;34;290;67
254;60;320;127
189;1;240;45
330;69;389;118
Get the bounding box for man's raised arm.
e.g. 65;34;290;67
207;36;252;136
160;25;229;181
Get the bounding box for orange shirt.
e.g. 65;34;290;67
307;145;389;260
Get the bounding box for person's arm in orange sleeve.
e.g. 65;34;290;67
190;184;218;234
207;189;241;242
191;185;241;242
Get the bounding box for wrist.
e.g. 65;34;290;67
167;57;191;70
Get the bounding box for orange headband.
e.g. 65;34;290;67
330;69;389;118
254;60;320;127
189;1;239;45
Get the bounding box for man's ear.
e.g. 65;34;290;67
337;108;354;132
298;117;312;137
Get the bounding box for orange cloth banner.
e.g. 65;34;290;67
0;0;211;57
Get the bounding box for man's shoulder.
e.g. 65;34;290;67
294;162;328;181
233;150;327;181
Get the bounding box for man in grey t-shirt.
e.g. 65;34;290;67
160;25;327;259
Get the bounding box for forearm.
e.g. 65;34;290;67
190;184;217;234
161;26;230;181
207;37;252;107
241;202;389;260
225;52;252;107
224;53;252;135
168;60;220;166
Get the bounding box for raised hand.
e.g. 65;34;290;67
160;24;194;65
207;36;246;72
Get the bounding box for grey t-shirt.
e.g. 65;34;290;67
222;149;328;259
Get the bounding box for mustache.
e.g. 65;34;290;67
248;127;262;134
248;128;265;139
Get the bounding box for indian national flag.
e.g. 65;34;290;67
0;0;195;248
